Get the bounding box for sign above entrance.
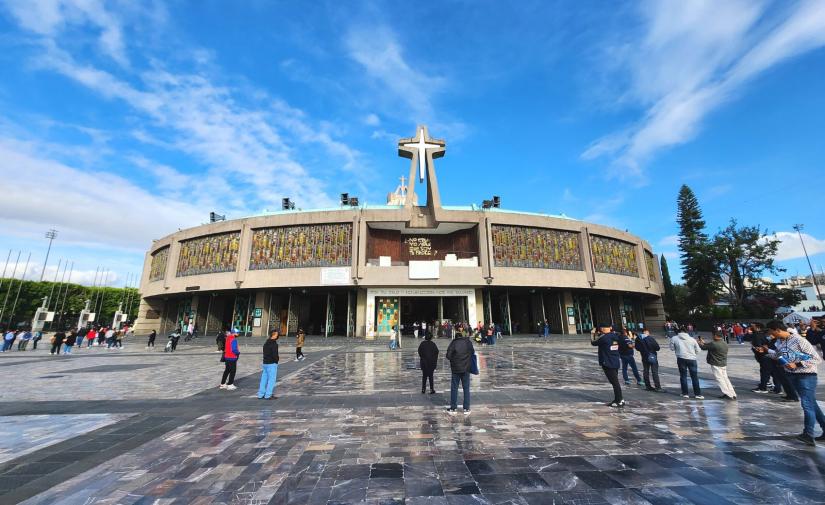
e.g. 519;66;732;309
369;288;475;297
320;267;352;286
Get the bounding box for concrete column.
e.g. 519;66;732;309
581;227;596;287
643;297;666;333
356;288;367;338
254;291;266;337
637;243;650;289
134;298;164;335
235;223;252;286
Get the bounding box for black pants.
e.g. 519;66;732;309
772;363;798;399
148;337;155;347
602;366;622;402
221;361;237;385
296;347;304;359
642;359;661;389
32;338;40;350
757;358;772;390
51;342;62;354
171;337;179;351
421;365;435;392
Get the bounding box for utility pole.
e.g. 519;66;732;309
0;249;11;292
0;251;22;324
793;224;825;311
7;252;31;327
40;229;58;281
57;261;74;325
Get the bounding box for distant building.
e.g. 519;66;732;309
135;126;665;338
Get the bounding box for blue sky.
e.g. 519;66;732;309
1;0;824;287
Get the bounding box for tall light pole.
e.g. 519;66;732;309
793;224;825;310
40;229;58;281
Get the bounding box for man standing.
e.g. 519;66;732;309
445;330;475;415
418;334;439;394
635;329;662;391
733;323;744;344
619;330;643;386
257;330;279;399
591;323;624;407
698;332;736;400
766;320;824;446
669;327;703;399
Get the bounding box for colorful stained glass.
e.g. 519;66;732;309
591;236;639;277
491;225;582;270
645;251;658;282
149;246;169;282
249;223;353;270
176;232;241;277
376;297;399;335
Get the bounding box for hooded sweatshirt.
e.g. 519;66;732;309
669;332;701;360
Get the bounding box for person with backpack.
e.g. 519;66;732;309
219;331;240;390
636;329;662;391
619;329;643;386
591;322;624;407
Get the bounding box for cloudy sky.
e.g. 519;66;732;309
1;0;824;287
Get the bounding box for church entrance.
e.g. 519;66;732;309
400;297;438;336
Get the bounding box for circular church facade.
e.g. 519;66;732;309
135;127;665;338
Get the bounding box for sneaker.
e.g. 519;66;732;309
448;409;457;416
654;388;664;392
225;384;237;391
421;389;426;394
429;390;436;394
681;394;690;399
219;384;227;389
645;387;656;392
769;390;782;395
624;381;632;385
751;389;768;394
607;401;625;408
796;433;816;446
695;395;704;400
463;410;471;416
816;433;825;442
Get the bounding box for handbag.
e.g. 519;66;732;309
470;353;479;375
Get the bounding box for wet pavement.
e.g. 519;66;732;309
0;338;823;504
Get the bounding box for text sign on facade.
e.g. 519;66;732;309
320;267;352;286
405;237;435;256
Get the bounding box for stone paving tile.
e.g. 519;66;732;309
0;414;133;464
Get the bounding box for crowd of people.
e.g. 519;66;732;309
1;325;133;354
593;318;825;446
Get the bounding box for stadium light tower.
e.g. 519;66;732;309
793;224;825;310
40;229;58;281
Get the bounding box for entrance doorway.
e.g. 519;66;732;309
400;297;438;335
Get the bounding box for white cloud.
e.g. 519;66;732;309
2;260;123;286
659;235;679;247
583;0;825;176
364;113;381;126
771;231;825;261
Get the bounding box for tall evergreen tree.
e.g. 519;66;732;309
660;255;677;316
676;185;718;310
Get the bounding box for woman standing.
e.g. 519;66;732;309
418;334;439;394
295;328;306;361
63;330;77;354
50;330;66;355
219;331;240;390
258;330;280;399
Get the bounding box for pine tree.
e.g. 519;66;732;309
660;255;677;316
676;185;718;310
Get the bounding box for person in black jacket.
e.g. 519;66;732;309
50;330;66;355
636;329;662;391
446;333;475;415
257;330;280;399
591;323;624;407
418;334;439;394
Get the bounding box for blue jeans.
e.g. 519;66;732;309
257;363;278;398
788;374;825;437
620;354;641;383
2;340;12;351
677;358;701;396
63;344;73;354
450;372;471;411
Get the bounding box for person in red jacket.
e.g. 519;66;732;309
219;330;240;391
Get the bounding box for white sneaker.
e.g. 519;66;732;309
681;394;689;399
225;384;237;391
695;395;704;400
448;409;457;416
219;384;227;389
463;410;471;416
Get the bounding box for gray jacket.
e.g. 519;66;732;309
670;332;701;360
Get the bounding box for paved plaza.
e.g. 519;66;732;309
0;336;823;504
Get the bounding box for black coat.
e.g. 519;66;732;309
446;337;474;373
263;339;279;364
418;340;439;370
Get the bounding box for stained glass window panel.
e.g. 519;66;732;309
249;223;353;270
176;232;241;277
645;251;658;282
149;246;169;282
491;225;582;270
591;236;639;277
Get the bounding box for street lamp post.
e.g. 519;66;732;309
40;229;58;282
793;224;825;311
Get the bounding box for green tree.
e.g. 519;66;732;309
660;255;678;317
709;219;784;313
677;185;719;311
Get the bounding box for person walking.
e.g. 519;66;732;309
619;330;643;386
635;329;662;391
296;328;306;361
445;331;475;415
257;330;279;399
698;332;736;400
669;327;703;399
766;320;825;446
50;330;66;355
105;327;116;349
147;330;157;348
32;330;43;350
219;331;240;390
63;330;77;354
17;329;32;351
418;333;439;394
591;323;624;407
